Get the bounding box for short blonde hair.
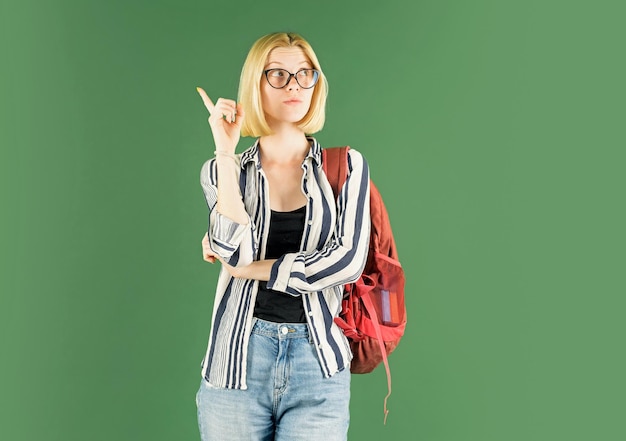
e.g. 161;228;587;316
238;32;328;138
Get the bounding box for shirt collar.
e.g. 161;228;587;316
240;136;322;169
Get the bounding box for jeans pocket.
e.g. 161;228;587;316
196;378;219;407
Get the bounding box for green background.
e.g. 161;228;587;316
1;0;624;440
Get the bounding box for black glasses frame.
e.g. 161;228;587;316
263;68;320;89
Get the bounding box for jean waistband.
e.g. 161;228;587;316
251;317;309;339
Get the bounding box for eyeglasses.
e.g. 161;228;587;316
263;68;320;89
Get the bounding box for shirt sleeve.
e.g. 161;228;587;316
200;158;257;267
266;149;371;295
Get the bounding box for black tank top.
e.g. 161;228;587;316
253;205;307;323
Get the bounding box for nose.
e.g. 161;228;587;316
286;74;300;90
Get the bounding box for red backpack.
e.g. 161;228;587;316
323;147;407;423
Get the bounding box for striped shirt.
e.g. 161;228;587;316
199;137;371;389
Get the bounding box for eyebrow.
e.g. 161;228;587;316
265;60;312;68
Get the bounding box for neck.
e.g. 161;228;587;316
258;124;310;164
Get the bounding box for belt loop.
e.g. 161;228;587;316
250;316;258;333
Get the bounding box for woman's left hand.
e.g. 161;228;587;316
201;233;275;280
201;233;218;263
201;233;247;276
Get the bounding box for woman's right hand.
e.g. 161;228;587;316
196;87;245;155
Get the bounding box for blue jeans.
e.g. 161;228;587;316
196;317;351;441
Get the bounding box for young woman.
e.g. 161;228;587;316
195;32;371;441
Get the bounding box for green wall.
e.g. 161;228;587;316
1;0;624;440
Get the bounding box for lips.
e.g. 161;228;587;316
283;99;302;104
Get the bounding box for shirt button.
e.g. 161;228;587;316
308;311;314;316
280;326;289;335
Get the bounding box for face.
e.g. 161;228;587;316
261;46;316;128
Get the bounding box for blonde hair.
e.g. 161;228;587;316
238;32;328;138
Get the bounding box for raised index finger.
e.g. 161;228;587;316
196;87;215;114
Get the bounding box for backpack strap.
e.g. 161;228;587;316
322;146;350;198
323;145;394;424
361;292;392;424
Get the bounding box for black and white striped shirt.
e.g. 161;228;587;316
199;137;371;389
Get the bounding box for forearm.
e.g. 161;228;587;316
268;233;369;295
223;259;277;281
267;149;371;295
216;156;249;225
201;158;256;266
